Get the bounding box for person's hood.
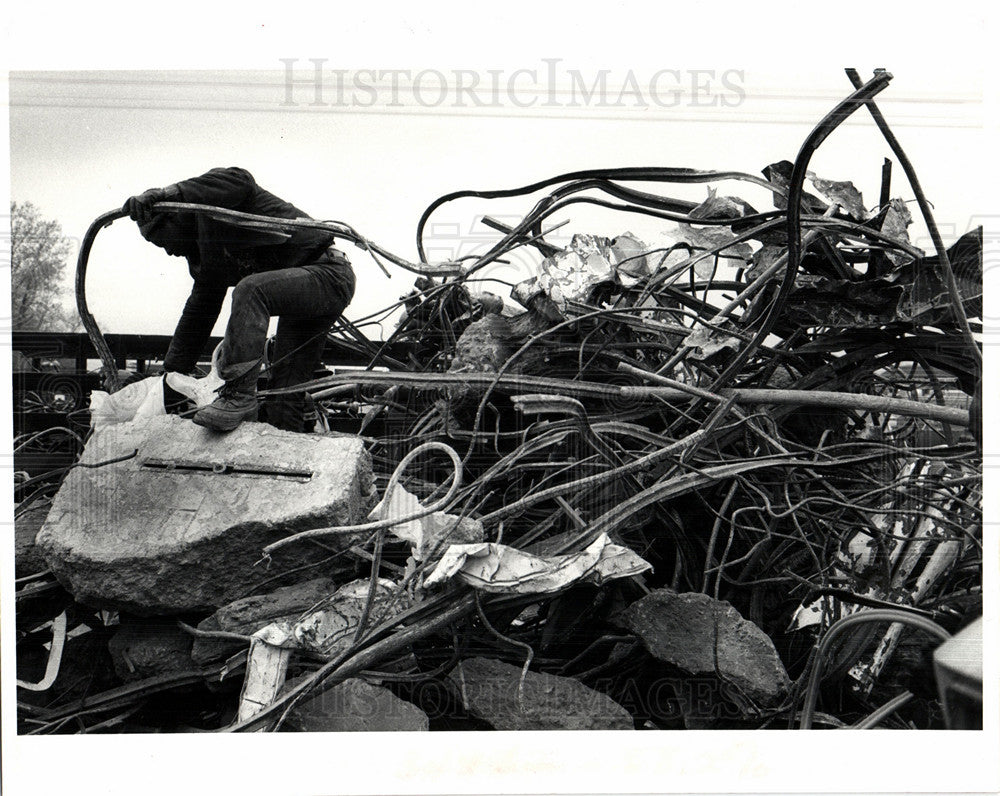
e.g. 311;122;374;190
137;213;198;258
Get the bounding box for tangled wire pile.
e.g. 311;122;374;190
244;69;980;731
18;69;982;732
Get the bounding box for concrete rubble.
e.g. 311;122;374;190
108;619;194;682
14;504;49;578
619;589;791;711
448;656;633;730
35;415;374;614
282;676;430;732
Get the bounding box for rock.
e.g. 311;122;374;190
192;577;337;665
108;619;194;681
619;589;790;711
448;656;633;730
448;315;520;374
283;676;429;732
447;314;550;377
14;503;50;578
439;314;550;421
36;415;374;615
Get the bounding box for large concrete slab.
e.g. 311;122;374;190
14;503;50;578
36;415;374;615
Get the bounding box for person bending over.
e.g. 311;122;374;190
124;166;355;433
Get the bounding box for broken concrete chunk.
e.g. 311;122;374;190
192;577;338;665
449;314;521;374
14;504;50;578
620;589;790;711
448;656;633;730
283;676;429;732
108;619;194;682
474;291;505;316
443;314;552;408
35;415;374;615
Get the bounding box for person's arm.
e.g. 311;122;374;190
162;281;228;374
123;167;257;222
172;167;257;209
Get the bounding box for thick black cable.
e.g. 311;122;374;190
799;609;950;729
416;167;785;261
706;71;894;393
844;68;980;366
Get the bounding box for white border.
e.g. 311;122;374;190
2;3;997;795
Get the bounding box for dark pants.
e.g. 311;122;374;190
219;257;355;431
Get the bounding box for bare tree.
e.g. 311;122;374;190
10;201;82;331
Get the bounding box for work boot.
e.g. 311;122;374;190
193;366;260;432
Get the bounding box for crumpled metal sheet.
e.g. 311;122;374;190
513;233;617;313
808;172;868;221
784;227;983;328
688;186;757;221
682;323;741;360
423;532;651;594
609;231;653;280
369;484;485;562
253;577;404;658
513;230;714;310
880;198;915;266
659;223;753;277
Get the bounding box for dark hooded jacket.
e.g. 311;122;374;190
141;167;343;373
141;166;336;285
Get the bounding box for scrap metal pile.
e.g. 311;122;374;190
15;71;982;732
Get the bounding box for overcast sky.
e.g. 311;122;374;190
8;65;987;338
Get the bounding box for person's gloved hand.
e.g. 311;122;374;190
122;184;179;223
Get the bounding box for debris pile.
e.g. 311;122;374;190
14;73;982;732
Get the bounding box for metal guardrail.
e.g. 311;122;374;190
12;331;405;372
10;331;414;473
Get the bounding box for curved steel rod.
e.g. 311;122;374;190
75;209;128;392
75;202;464;391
